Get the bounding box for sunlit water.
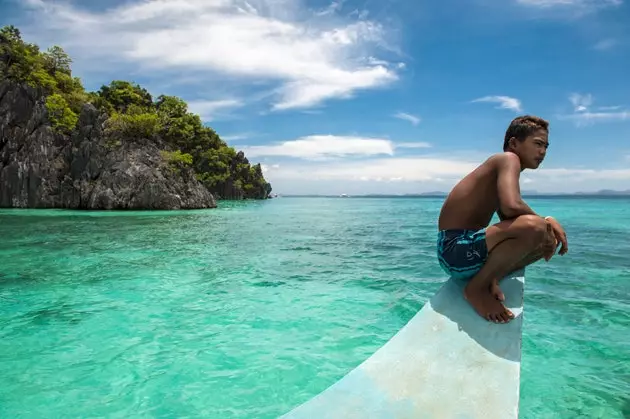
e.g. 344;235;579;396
1;197;629;418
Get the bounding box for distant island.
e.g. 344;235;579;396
281;189;630;198
0;25;271;210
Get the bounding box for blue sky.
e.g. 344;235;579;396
2;0;629;194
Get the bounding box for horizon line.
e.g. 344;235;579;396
273;190;630;197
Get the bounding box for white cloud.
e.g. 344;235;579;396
471;96;523;112
261;163;281;173
221;132;255;142
187;99;243;121
262;154;630;195
593;38;618;50
395;142;432;149
559;93;630;125
569;93;593;112
241;135;396;159
516;0;622;8
512;0;623;20
256;137;630;195
315;0;345;16
534;168;630;180
393;112;421;126
240;135;433;160
559;111;630;125
266;157;477;182
20;0;400;111
272;157;630;184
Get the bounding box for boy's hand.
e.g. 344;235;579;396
542;222;558;261
546;216;568;256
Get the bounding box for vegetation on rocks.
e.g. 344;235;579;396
0;25;271;200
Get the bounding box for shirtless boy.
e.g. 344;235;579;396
437;115;568;323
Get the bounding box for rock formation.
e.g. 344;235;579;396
0;80;216;209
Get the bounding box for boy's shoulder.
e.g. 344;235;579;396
483;152;521;168
488;151;519;162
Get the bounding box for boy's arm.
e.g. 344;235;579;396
496;153;569;255
497;205;530;221
496;153;539;219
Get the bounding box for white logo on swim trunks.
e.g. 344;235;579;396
466;250;481;260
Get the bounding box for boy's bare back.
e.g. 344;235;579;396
438;153;510;232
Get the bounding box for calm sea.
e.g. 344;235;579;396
1;197;628;418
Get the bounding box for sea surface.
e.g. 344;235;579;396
1;197;629;418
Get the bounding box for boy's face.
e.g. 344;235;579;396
510;129;549;170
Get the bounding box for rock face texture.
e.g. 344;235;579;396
0;81;217;210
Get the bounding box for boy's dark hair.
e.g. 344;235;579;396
503;115;549;151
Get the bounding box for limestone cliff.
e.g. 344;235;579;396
0;81;216;209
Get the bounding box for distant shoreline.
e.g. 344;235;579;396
277;192;630;199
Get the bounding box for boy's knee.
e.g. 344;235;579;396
517;215;547;242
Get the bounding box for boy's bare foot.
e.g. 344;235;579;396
490;279;505;301
464;285;514;323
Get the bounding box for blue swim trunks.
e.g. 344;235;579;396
437;229;488;281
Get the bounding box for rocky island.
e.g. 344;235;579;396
0;25;271;210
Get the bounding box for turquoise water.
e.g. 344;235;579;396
1;197;629;418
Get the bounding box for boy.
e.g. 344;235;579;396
437;115;568;323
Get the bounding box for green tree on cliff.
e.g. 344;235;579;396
0;25;271;200
98;80;154;113
0;25;86;132
42;45;72;75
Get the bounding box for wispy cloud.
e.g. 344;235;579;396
187;99;244;122
221;132;255;142
393;112;421;126
471;96;523;112
240;135;434;160
516;0;622;9
569;93;593;112
560;111;630;124
560;93;629;125
241;135;396;160
315;0;345;16
19;0;401;111
593;38;618;50
534;167;630;181
513;0;623;19
395;142;432;149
